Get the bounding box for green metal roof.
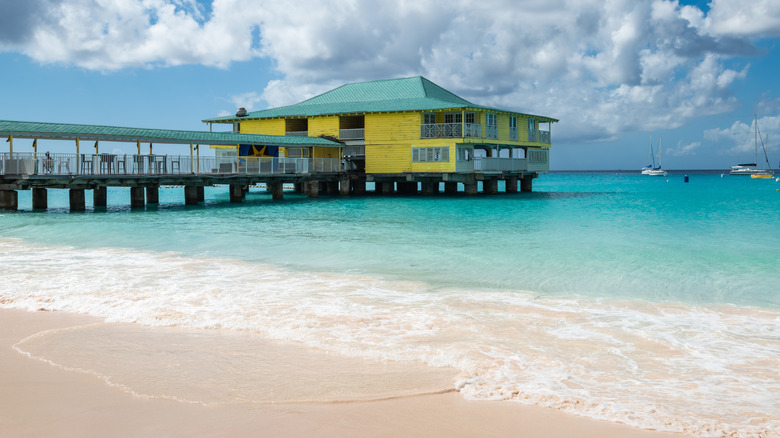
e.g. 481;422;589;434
203;76;558;123
0;120;342;147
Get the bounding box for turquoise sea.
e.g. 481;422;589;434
2;171;779;437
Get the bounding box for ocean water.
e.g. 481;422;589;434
2;172;779;437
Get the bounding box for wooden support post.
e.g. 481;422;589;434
69;189;86;212
307;180;320;198
505;176;519;193
7;135;12;156
32;187;47;210
382;182;395;195
93;186;107;207
130;187;145;208
352;180;366;195
485;178;498;194
327;181;339;195
293;183;303;194
197;185;205;202
421;181;436;195
146;186;159;204
444;182;458;194
184;186;199;205
464;182;478;195
0;190;18;210
229;184;244;203
269;182;284;200
339;177;351;195
521;175;534;192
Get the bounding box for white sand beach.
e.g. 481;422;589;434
0;308;690;438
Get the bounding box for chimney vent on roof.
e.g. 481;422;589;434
236;107;247;117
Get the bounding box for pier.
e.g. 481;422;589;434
1;119;538;212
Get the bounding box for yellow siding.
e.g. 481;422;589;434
366;112;420;144
366;144;412;173
313;147;340;159
365;112;466;173
497;113;510;142
364;112;419;173
410;144;456;172
309;116;339;138
240;119;285;136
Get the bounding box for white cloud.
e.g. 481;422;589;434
667;140;702;156
703;115;780;159
705;0;780;37
1;0;777;154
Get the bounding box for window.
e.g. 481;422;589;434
509;116;518;141
486;113;497;139
286;147;310;158
444;113;462;124
465;112;476;124
232;122;241;133
412;147;450;162
423;113;436;124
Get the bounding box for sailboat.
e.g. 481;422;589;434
641;136;668;176
731;114;774;177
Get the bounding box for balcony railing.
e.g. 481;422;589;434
474;157;528;172
0;152;342;176
538;130;550;143
421;123;481;139
509;127;518;141
456;149;549;173
343;145;365;157
339;128;364;140
486;125;498;139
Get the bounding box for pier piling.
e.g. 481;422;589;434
32;188;47;210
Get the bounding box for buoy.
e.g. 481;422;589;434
684;175;689;183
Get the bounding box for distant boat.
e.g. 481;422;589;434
731;114;773;177
641;136;667;176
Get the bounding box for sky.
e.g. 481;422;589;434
2;0;780;170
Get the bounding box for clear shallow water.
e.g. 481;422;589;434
2;172;780;437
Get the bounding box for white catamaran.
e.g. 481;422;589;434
730;114;774;177
641;136;668;176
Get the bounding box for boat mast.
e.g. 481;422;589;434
754;114;758;166
650;136;655;168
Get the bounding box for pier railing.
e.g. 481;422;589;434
0;152;343;177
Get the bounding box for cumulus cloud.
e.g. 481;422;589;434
667;140;702;156
703;115;780;159
1;0;779;150
705;0;780;37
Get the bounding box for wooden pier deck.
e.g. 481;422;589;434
0;152;351;210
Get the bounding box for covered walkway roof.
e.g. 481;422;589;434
0;120;342;147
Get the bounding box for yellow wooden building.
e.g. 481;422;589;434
203;76;557;193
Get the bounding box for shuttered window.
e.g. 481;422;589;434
412;147;450;162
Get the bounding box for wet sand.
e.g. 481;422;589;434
0;308;689;438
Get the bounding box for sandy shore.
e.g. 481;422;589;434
0;308;689;438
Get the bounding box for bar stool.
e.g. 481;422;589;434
81;154;93;173
133;155;145;174
116;155;126;174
